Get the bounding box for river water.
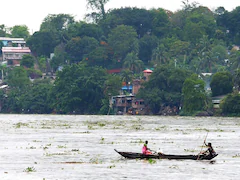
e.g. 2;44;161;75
0;115;240;180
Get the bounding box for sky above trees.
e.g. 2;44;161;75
1;0;239;34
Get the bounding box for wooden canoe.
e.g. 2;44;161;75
114;149;218;160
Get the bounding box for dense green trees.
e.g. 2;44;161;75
1;1;240;116
10;25;30;39
52;63;108;114
220;93;240;116
20;54;35;68
182;74;207;114
7;67;30;89
27;31;56;57
210;71;233;96
107;25;138;63
137;65;192;114
65;36;99;63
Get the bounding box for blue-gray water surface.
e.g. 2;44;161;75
0;115;240;180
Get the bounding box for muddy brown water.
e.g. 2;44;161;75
0;115;240;180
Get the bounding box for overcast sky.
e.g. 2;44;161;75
1;0;239;34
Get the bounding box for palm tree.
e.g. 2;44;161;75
151;44;167;66
198;35;214;72
123;52;144;73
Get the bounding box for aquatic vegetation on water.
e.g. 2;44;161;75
98;122;106;127
58;145;67;148
15;122;29;128
23;167;36;172
45;152;71;156
232;154;240;158
155;126;167;131
194;128;209;131
130;139;144;144
130;124;144;130
169;165;179;169
1;115;240;180
148;158;156;164
108;164;116;168
184;148;198;152
89;157;103;164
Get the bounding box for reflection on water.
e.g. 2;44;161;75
0;115;240;180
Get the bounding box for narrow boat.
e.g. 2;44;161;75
114;149;218;160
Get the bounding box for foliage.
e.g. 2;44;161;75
139;34;158;63
38;56;47;72
100;7;153;37
50;43;67;71
150;8;171;37
0;24;6;37
86;0;110;22
20;54;35;68
107;25;138;62
2;3;240;116
10;25;30;39
123;52;144;73
18;79;53;114
6;67;30;89
40;14;75;44
52;63;108;114
65;36;99;63
137;65;192;114
27;31;56;57
67;22;103;40
220;93;240;116
210;71;233;96
182;74;207;114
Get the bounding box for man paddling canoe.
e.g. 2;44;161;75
202;140;217;157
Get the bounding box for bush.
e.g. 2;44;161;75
220;93;240;116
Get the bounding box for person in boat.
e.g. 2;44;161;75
142;141;152;155
203;141;216;157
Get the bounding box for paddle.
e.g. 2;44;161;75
149;149;158;154
197;132;209;160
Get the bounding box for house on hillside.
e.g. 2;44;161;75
111;69;153;115
0;37;31;66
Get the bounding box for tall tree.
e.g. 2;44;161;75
139;34;158;64
86;0;110;23
107;25;138;63
27;31;56;57
182;74;207;114
10;25;30;39
40;14;75;44
52;63;107;114
100;7;153;37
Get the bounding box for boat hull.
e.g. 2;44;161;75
114;149;218;160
